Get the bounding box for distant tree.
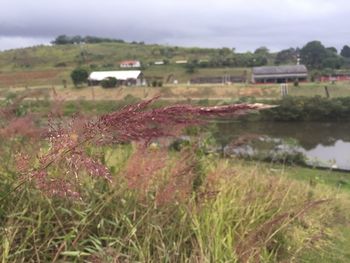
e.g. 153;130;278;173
253;47;269;66
185;63;196;74
300;41;328;69
52;35;72;45
185;60;198;74
326;47;338;54
52;35;125;45
253;55;268;66
275;48;298;65
254;46;270;56
101;77;117;88
219;47;233;56
70;68;89;87
323;49;344;69
340;45;350;58
71;35;83;44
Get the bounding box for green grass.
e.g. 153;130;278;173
288;82;350;97
238;160;350;193
1;146;350;262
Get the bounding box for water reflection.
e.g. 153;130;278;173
304;140;350;169
209;121;350;170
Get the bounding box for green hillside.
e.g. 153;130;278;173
0;42;220;70
0;42;253;87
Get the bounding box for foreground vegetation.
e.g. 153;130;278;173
1;96;350;262
1;146;350;262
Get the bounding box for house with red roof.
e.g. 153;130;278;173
120;60;141;68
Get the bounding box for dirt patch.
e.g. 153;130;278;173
0;70;63;87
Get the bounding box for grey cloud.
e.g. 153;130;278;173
0;0;349;51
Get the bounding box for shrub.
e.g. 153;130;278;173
54;62;67;67
151;80;158;87
294;79;299;87
261;96;350;121
70;67;89;87
101;77;117;88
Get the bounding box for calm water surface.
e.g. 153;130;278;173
211;121;350;170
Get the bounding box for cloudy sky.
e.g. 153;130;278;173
0;0;349;52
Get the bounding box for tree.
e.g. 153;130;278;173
185;60;198;74
254;46;270;56
275;48;298;65
326;47;338;54
101;77;117;88
52;35;71;45
253;47;269;66
70;68;89;87
323;49;344;69
300;41;328;69
340;45;350;58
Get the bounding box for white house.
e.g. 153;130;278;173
175;60;188;64
120;60;141;68
88;70;145;86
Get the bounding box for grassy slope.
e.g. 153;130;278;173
0;43;249;87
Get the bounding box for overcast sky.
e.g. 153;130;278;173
0;0;349;52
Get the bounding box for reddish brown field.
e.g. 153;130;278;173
0;70;64;87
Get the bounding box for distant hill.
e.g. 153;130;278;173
0;42;260;87
0;42;231;71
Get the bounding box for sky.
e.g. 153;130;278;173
0;0;349;52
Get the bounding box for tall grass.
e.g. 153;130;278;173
1;96;349;262
1;147;347;262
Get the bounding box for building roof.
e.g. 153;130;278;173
120;60;140;64
253;65;308;76
89;71;142;81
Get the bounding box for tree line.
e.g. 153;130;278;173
52;36;350;71
186;41;350;72
52;35;126;45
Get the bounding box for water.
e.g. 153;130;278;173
210;121;350;170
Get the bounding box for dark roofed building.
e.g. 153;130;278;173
252;65;308;84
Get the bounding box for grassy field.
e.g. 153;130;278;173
0;66;249;89
1;81;350;103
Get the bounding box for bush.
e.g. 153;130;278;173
101;77;117;88
260;96;350;121
54;62;67;67
294;79;299;87
70;67;89;87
